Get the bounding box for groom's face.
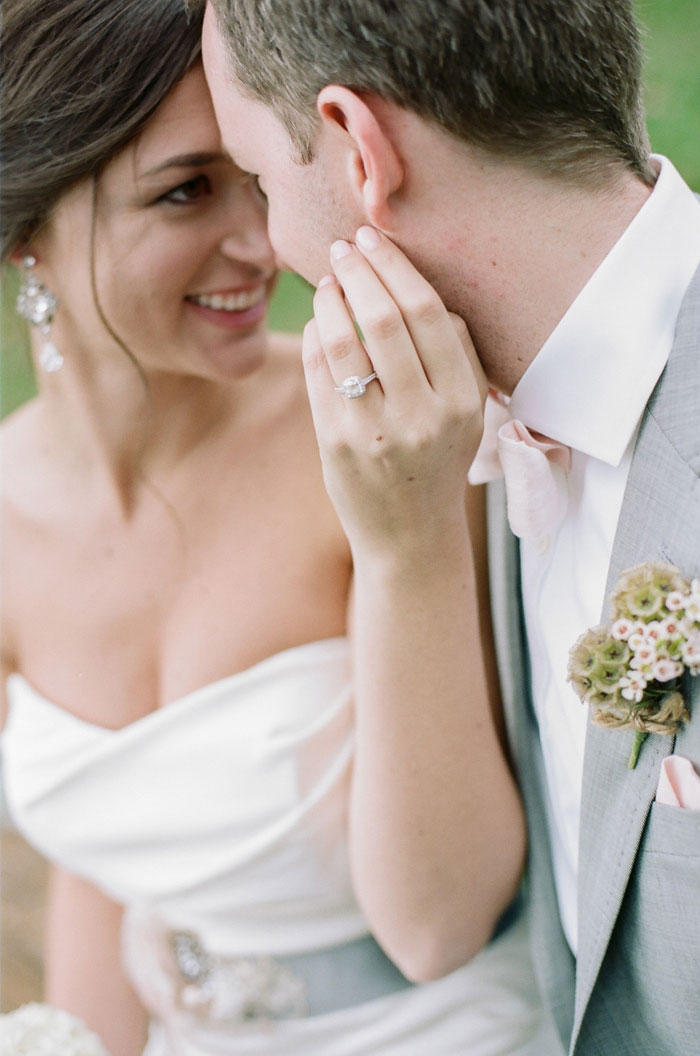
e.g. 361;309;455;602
202;5;360;285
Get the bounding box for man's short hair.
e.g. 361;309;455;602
211;0;654;185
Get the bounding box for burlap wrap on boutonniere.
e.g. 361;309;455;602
567;562;700;769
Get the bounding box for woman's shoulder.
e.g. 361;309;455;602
0;397;69;553
257;330;311;418
0;397;44;502
266;330;305;386
0;403;40;692
267;330;304;358
0;393;40;439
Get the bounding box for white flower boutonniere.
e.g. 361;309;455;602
0;1003;111;1056
567;562;700;769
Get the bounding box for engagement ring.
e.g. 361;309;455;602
334;372;378;399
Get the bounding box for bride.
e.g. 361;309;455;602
1;1;558;1053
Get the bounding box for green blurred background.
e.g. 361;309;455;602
2;0;699;419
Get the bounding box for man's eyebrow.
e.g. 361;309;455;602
139;152;227;177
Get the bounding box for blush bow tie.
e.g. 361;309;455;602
468;390;571;541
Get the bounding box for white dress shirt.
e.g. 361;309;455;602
508;156;700;953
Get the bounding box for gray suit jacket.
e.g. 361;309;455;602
488;262;700;1056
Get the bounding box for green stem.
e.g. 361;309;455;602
627;731;648;770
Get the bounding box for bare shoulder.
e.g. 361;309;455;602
260;330;315;423
0;395;39;448
256;330;347;536
0;397;57;657
0;404;39;692
267;329;304;360
0;397;44;508
266;330;305;389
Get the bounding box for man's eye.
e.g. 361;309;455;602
161;175;212;203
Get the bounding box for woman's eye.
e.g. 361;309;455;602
161;174;212;204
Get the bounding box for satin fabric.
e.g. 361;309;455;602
3;638;559;1054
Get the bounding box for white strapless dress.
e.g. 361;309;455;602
2;638;560;1055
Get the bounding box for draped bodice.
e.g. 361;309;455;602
2;637;561;1054
2;638;366;956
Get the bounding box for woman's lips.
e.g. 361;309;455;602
186;285;268;330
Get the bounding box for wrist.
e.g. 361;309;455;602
350;517;475;587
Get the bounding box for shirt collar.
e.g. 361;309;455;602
508;156;700;466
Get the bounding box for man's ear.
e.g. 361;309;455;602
316;85;404;228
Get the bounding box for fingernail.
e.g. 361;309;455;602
330;239;352;260
356;226;381;251
317;274;336;288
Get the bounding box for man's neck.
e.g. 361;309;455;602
396;138;653;395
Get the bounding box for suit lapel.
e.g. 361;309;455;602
487;483;575;1047
486;481;530;760
572;263;700;1048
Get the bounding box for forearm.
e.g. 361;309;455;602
45;867;148;1056
303;230;526;979
349;515;525;981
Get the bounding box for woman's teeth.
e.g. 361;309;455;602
190;288;265;311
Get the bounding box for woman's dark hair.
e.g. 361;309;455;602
1;0;204;259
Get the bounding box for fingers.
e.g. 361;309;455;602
303;234;486;549
315;242;428;401
311;273;377;393
301;317;338;436
339;227;477;396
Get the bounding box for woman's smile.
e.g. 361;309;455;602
186;282;269;330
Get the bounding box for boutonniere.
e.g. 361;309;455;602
567;562;700;769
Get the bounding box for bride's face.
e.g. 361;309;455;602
31;64;278;382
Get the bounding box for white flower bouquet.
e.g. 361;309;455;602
0;1003;111;1056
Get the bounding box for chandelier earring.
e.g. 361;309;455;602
15;254;64;373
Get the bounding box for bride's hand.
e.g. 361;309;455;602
303;230;525;969
302;227;487;554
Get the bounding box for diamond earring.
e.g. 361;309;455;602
15;254;64;373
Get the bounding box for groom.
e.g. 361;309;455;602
201;2;700;1053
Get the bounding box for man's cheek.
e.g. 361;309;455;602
265;211;288;263
267;214;313;283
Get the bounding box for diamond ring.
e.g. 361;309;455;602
334;372;378;399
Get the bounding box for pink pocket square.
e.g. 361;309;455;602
655;756;700;810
